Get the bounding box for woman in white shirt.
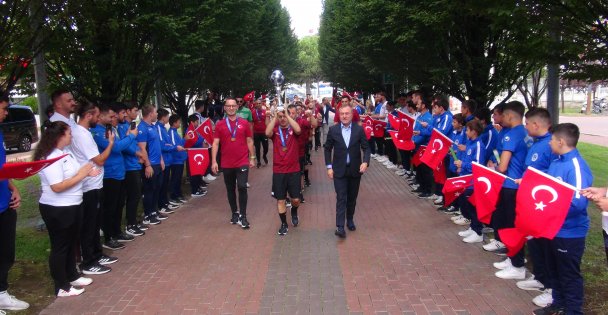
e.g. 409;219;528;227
34;121;100;297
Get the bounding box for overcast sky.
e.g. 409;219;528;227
280;0;323;38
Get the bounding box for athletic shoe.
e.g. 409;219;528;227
168;199;182;206
430;194;441;200
159;207;175;215
81;263;111;275
116;233;135;243
137;222;150;231
517;276;545;291
70;277;93;286
458;228;475;237
410;184;420;191
532;289;554;308
533;302;563;315
285;199;292;208
156;213;168;221
0;292;29;310
246;182;251;188
143;215;160;225
292;215;299;227
177;197;188;203
126;225;145;237
377;156;388;162
304;180;311;187
417;192;434;199
191;191;205;197
382;160;392;166
483;239;506;252
395;169;406;176
495;265;526;280
370;153;377;158
433;196;444;205
103;239;126;250
230;212;240;224
453;217;471;226
463;232;483;243
239;215;250;229
202;174;216;183
167;203;180;210
278;223;288;235
440;206;458;214
451;214;464;222
386;163;398;170
57;287;85;297
405;170;413;177
493;258;512;270
98;255;118;265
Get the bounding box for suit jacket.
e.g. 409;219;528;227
324;123;371;178
322;104;334;124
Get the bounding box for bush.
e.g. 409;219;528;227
20;96;38;113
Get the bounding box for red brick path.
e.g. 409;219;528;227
41;149;536;314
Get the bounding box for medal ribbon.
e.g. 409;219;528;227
278;126;290;149
226;117;238;139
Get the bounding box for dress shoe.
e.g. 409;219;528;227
334;227;346;238
347;221;356;231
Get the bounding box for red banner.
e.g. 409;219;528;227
0;154;67;180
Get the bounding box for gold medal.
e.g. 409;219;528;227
282;147;287;152
231;138;236;142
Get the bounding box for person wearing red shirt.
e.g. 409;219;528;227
266;105;302;235
211;98;256;229
252;98;269;167
333;95;361;124
295;103;316;197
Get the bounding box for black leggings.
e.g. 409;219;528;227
222;167;249;216
253;133;269;164
0;209;16;292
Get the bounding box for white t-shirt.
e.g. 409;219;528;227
39;148;83;206
49;113;78;154
70;124;104;192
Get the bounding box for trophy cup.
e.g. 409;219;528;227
270;69;285;111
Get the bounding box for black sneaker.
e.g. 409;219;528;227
291;215;299;227
159;207;175;215
533;305;565;315
126;225;145;236
167;203;180;210
144;215;160;225
137;222;150;230
285;200;292;208
82;263;111;275
230;212;240;224
116;233;135;243
239;216;250;229
411;188;423;193
304;180;311;187
156;213;168;221
417;192;434;199
168;199;182;206
278;223;288;235
191;191;206;197
98;255;118;265
177;197;188;203
103;239;126;250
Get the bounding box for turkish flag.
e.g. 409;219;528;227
442;174;473;206
199;118;214;145
498;228;528;257
0;154;67;180
363;116;374;139
187;148;209;176
388;114;400;130
397;114;415;141
472;162;507;224
388;131;415;151
243;90;255;102
373;120;386;138
515;166;577;239
433;160;447;184
412;145;426;167
184;123;199;148
420;128;453;169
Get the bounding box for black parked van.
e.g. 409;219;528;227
0;104;39;152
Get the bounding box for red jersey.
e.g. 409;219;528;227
252;108;267;134
297;117;311;157
214;117;252;168
272;126;300;173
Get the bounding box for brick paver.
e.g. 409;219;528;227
41;148;536;315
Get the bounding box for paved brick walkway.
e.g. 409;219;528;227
41;149;536;315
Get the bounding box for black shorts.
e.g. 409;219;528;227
272;172;302;200
299;157;306;173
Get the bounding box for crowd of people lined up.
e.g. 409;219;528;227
0;88;606;315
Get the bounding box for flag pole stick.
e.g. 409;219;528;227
450;147;458;161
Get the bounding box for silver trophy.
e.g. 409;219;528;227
270;69;285;111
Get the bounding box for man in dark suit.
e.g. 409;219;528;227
324;103;371;238
320;97;334;146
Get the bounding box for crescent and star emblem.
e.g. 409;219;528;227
531;185;559;211
401;119;410;128
203;126;211;134
193;154;205;165
431;139;444;154
477;177;492;194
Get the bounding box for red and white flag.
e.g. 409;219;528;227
472;162;507;224
187;148;210;176
442;174;473;206
498;228;528;257
412;145;426;167
397;113;415;141
388;130;415;151
433;160;447;184
373;120;387;138
515;166;577;239
363;116;374;139
420;128;453;169
0;154;67;180
199;118;214;145
388;114;401;131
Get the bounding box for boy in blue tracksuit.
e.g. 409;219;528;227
91;104;137;249
532;123;592;315
492;101;529;280
488;103;507;167
156;109;179;214
454;120;486;242
168;115;187;204
475;108;499;163
411;91;434;197
439;113;467;213
428;95;453;203
186;114;207;197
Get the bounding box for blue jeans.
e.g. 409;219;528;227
142;164;162;216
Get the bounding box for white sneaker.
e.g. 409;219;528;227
483;239;506;252
202;174;216;183
495;265;526;280
57;286;85;297
493;258;512;270
395;169;406;176
371;154;378;158
463;232;483;243
386;163;398;169
516;276;544;291
430;194;441;200
409;184;420;190
382;160;392;166
377;156;388;162
0;291;29;310
532;289;553;307
246;182;251;188
458;228;475;237
451;214;464;222
453;217;471;225
70;277;93;286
